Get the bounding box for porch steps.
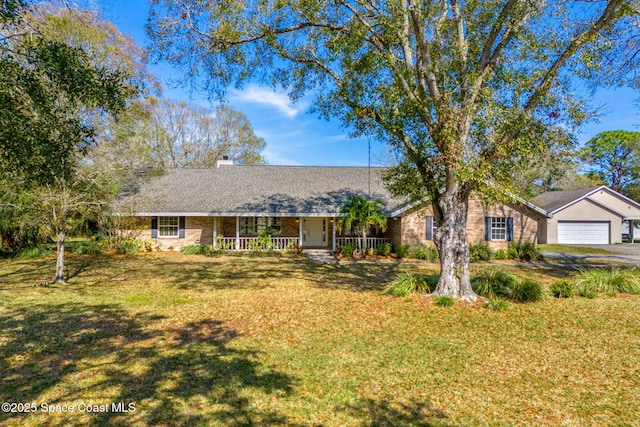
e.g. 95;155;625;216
305;249;337;263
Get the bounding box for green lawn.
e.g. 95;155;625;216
537;244;612;254
0;252;639;426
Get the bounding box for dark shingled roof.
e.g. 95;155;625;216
126;165;406;216
528;187;601;213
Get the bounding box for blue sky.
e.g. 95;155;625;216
97;0;639;167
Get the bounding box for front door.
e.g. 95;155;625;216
303;218;327;247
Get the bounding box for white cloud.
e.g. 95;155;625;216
230;85;305;118
262;149;301;165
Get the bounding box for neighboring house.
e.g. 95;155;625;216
121;161;544;251
530;186;640;244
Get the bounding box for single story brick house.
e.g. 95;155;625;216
119;160;640;250
530;186;640;244
120;161;551;251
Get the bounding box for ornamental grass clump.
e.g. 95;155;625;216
384;272;437;297
471;268;543;302
12;245;53;259
509;240;542;261
471;267;518;297
510;279;544;303
575;267;640;295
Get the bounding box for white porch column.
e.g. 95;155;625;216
213;218;217;249
631;220;635;244
299;217;303;248
236;217;240;250
332;217;336;252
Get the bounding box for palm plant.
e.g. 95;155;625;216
338;195;387;254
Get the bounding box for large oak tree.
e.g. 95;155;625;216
147;0;639;300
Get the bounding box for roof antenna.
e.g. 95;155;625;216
368;135;371;200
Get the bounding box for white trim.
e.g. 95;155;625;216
158;216;179;238
332;217;336;252
235;217;240;249
548;185;640;215
388;193;551;219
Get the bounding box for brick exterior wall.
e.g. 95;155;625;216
132;216;309;251
131;204;539;252
387;197;541;250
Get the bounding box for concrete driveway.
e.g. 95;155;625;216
541;244;640;266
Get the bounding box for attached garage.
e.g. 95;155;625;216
531;186;640;245
557;221;609;244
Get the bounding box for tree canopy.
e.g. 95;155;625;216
580;130;640;199
0;0;137;184
147;0;639;300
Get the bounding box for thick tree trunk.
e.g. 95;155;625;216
433;187;477;302
54;229;66;284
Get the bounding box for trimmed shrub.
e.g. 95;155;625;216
395;244;411;258
510;279;544;303
550;280;576;298
486;297;510;312
376;242;392;256
471;268;518;297
412;244;439;262
115;238;143;254
341;245;355;257
469;241;493;262
494;249;508;260
435;295;455;307
383;272;436;297
181;244;215;255
73;240;105;255
12;245;53;259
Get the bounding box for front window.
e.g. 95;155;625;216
241;217;282;235
491;217;507;241
159;216;179;237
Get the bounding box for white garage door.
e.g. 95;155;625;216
557;222;609;244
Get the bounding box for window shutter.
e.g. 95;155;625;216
179;216;186;238
507;217;514;241
426;216;434;240
151;217;158;238
485;217;491;241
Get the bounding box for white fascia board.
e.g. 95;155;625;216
548;185;608;215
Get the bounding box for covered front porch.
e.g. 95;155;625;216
211;216;391;251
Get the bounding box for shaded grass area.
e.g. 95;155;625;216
0;252;639;426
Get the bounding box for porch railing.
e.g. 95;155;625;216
217;237;299;251
336;237;391;251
